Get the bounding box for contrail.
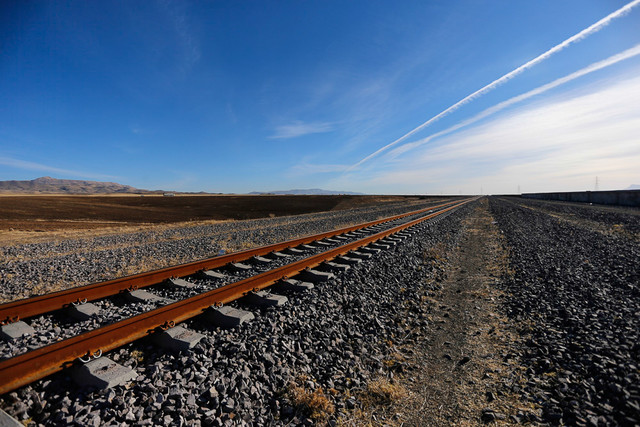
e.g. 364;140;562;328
384;44;640;160
349;0;640;170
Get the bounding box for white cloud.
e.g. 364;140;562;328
289;162;349;175
382;44;640;161
332;72;640;194
269;121;334;139
350;0;640;169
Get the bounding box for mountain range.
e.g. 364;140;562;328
0;177;149;194
248;189;364;195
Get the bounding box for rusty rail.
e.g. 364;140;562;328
0;199;461;323
0;199;472;394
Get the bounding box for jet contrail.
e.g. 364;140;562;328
349;0;640;170
384;44;640;160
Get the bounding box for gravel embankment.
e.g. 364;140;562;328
1;201;474;426
507;196;640;236
0;200;440;302
489;197;640;426
0;210;437;360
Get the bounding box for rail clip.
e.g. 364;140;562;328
78;349;102;364
160;320;176;330
0;316;19;326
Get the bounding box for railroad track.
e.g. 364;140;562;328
0;198;473;396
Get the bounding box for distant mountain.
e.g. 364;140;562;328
0;176;150;194
625;184;640;190
249;188;365;195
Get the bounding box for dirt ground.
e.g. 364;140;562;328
0;194;433;245
349;199;529;425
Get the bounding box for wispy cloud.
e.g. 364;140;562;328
289;162;349;175
270;121;334;139
0;156;118;180
350;0;640;169
384;44;640;161
159;0;201;76
333;72;640;194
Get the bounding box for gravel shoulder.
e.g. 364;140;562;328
489;197;640;426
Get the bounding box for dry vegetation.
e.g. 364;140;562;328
286;375;336;423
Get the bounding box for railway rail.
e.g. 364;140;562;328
0;198;473;395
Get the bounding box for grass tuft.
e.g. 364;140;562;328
287;376;335;422
360;378;407;407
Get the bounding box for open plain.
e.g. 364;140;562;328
0;196;638;426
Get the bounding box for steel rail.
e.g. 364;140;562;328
0;198;473;394
0;199;462;323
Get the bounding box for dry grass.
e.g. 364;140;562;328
423;242;447;265
286;376;335;423
359;378;408;407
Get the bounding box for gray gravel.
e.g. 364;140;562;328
0;200;474;426
489;197;639;426
0;207;442;360
0;200;443;303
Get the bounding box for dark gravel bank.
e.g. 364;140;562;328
489;197;640;426
0;202;475;426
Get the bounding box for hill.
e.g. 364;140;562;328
0;177;148;194
249;188;364;195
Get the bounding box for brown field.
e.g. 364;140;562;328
0;194;431;234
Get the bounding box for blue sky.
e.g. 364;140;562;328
1;0;639;194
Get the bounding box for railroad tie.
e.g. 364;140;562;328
273;278;314;292
0;321;35;341
266;251;291;259
152;325;205;352
125;290;174;305
0;408;22;427
370;242;391;250
297;269;335;283
225;262;252;272
200;270;227;280
282;247;304;255
323;238;342;245
72;357;137;390
348;251;373;260
311;241;333;247
167;278;198;288
241;291;288;308
67;303;101;321
205;306;255;328
249;256;272;266
358;246;382;255
317;261;350;273
378;239;398;246
334;255;362;265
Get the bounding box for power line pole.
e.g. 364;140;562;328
595;176;599;191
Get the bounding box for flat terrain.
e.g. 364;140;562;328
0;194;435;246
0;194;425;231
1;197;637;425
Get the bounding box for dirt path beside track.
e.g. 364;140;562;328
347;199;535;426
